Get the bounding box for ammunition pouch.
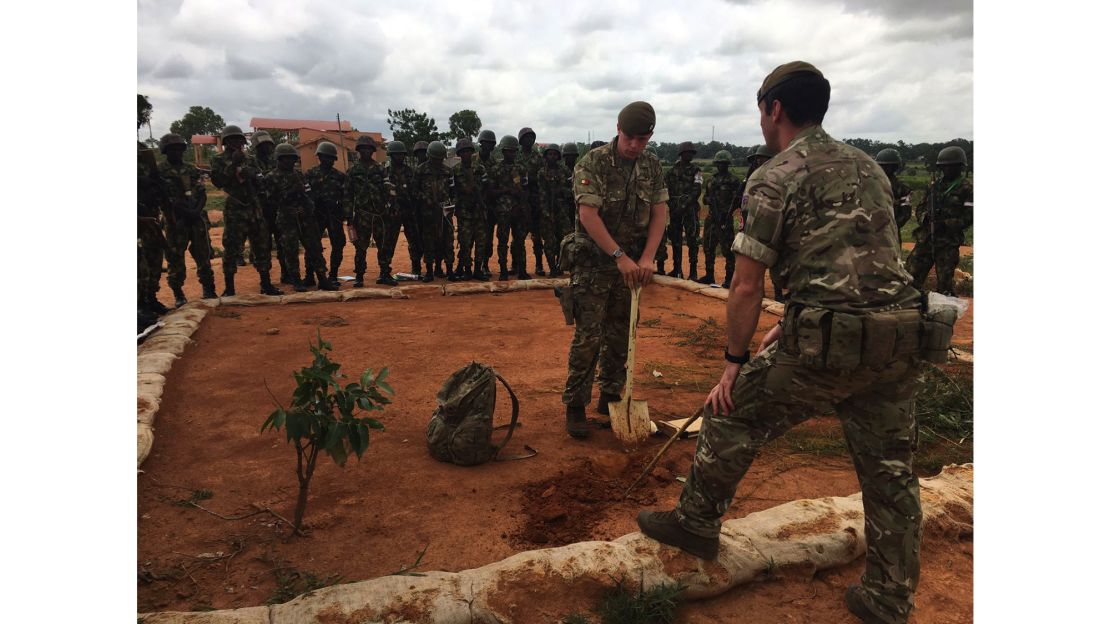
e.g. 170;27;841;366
920;306;957;363
782;305;931;370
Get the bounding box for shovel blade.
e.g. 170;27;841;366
610;398;651;445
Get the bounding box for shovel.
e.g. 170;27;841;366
609;286;652;444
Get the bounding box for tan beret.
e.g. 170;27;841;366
618;101;656;135
757;61;824;103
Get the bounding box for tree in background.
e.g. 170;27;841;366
138;94;153;131
387;108;447;147
169;106;226;144
447;109;482;142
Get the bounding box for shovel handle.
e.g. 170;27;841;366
622;406;703;498
623;286;642;397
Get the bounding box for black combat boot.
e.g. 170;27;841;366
201;281;218;300
237;257;247;267
377;270;398;286
317;269;338;291
146;296;171;316
536;256;545;276
172;287;187;308
696;269;715;285
221;271;236;297
516;266;532;280
260;271;283;296
353;272;365;288
636;510;720;560
473;263;490;282
667;245;683;278
688;252;699;283
596;391;621;416
292;277;308;293
722;267;733;289
498;262;510;281
656;258;666;275
434;262;446;278
303;270;316;287
566;405;590;439
328;266;340;289
421;261;435;283
844;585;890;624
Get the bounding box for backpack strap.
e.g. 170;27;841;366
490;370;528;460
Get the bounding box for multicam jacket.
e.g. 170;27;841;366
664;160;703;210
734;125;918;313
704;170;742;224
914;176;973;246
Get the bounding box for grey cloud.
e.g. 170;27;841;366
154;55;194;79
227;53;271;80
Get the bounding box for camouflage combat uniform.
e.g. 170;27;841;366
478;150;500;271
904;176;972;295
664;160;703;275
701;169;742;282
345;157;392;281
158;160;214;292
518;144;543;271
386;160;420;274
536;161;573;272
453;158;488;275
249;152;285;277
305;164;348;279
209;149;272;278
265;166;327;283
487;160;529;271
890;175;913;241
137;148;166;306
676;126;925;624
413;160;455;273
561;138;668;407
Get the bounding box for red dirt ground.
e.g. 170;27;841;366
139;207;973;620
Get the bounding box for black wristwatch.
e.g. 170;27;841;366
724;349;750;365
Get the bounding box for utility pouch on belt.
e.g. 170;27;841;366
795;308;830;368
557;286;575;326
557;232;577;273
921;307;957;363
826;313;863;370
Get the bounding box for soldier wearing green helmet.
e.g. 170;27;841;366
698;150;743;287
664;141;703;280
249;130;288;279
486;135;530;280
137;141;169;320
561;142;580;234
452;138;490;281
158;133;216;306
385;140;419;281
739;144;781;299
904;145;973;295
412;140;456;282
345;135;391;287
413;141;429;167
477;130;499;278
517;127;544;275
875;148;913;243
208;125;282;296
536;143;571;276
264;143;336;292
305;141;349;288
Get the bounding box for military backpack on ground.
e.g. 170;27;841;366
426;362;522;466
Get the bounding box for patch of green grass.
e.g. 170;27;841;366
598;575;684;624
562;614;592;624
640;360;716;393
770;429;848;457
915;364;973;449
957;253;973;274
675;317;725;357
206;195;226;210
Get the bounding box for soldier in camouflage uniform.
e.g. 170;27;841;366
697;150;742;287
452;139;489;281
412;141;429;168
517;127;544;275
248;131;288;280
477;130;499;279
739;144;782;300
905;146;973;296
158;133;216;306
562;102;669;437
560;142;580;239
265;143;336;292
638;62;937;624
875;148;913;243
486;135;531;281
384;141;420;279
536;143;572;276
208;125;282;296
413;141;456;282
305;141;348;288
345;136;393;287
138;143;169;317
665;141;703;280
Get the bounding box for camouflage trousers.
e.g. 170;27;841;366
561;266;632;406
420;211;454;268
655;224;669;264
676;345;923;623
165;216;215;290
492;206;528;269
529;198;544;270
701;216;735;276
401;210;422;272
535;205;570;271
351;210;401;277
456;215;489;271
222;200;272;276
276;209;327;281
905;237;960;295
314;208;346;277
668;204;700;256
137;225;165;303
251;207;289;278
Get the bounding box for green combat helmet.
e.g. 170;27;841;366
498;135;520;152
590;140;606;149
455;138;475;153
875;148;902;166
747;144;773;163
544;143;561;155
274;143;298;158
356;135;378;151
561;142;578;156
316;141;338;158
159;133;186;153
713;150;732;164
478;129;496;144
386;140;408;155
678;141;696;155
414;141;429;153
252;131;275;147
220;125;245;141
936;146;968;166
427;140;447;159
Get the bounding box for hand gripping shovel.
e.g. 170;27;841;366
609;286;652;444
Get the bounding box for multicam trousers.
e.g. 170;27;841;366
276;209;326;281
905;237;961;295
701;216;735;277
456;215;488;272
676;345;923;624
561;266;632;407
165;216;215;290
223;199;272;276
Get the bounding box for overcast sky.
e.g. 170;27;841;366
137;0;972;146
